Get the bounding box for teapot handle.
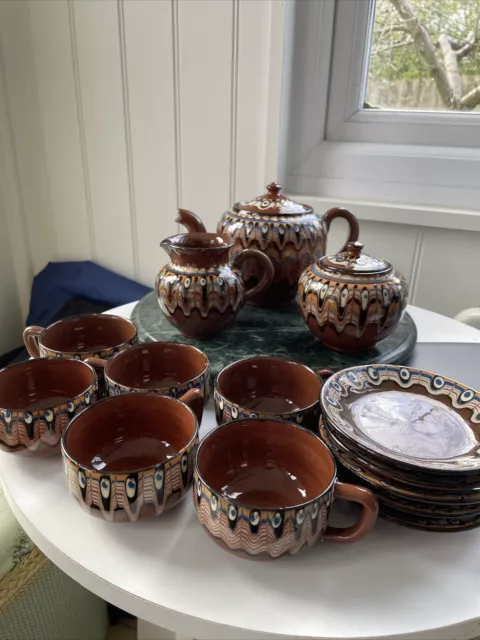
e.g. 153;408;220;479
233;249;274;302
176;208;206;233
323;208;360;252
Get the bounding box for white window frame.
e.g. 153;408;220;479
282;0;480;215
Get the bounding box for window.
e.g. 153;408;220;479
283;0;480;212
365;0;480;113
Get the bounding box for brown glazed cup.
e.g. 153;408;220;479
0;358;97;455
194;418;378;559
23;314;138;360
214;356;333;432
62;392;200;522
86;342;210;424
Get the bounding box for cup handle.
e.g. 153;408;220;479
179;387;204;425
315;368;334;384
323;207;360;252
323;481;379;544
23;326;43;358
233;249;274;302
85;357;108;398
85;357;107;372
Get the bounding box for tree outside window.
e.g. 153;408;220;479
365;0;480;111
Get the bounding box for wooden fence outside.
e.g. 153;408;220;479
366;75;480;111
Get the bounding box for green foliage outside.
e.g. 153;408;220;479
369;0;480;81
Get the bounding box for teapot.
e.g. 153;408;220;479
156;209;274;340
217;182;360;307
297;241;409;353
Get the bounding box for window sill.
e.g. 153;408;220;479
290;194;480;233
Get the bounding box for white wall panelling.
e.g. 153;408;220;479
177;0;233;226
0;22;33;324
414;229;480;319
0;0;56;275
72;0;135;277
122;0;178;285
0;0;477;355
29;0;92;262
0;192;23;353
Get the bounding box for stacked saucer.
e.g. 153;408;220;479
319;364;480;531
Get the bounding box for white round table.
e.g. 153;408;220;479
2;304;480;640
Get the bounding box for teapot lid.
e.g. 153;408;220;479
319;242;392;275
233;182;313;216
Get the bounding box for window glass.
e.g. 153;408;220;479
364;0;480;112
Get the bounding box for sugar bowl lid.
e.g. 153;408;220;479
319;241;392;275
233;182;313;216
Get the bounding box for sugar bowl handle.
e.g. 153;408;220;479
23;326;43;358
323;207;360;252
233;249;274;302
323;481;379;544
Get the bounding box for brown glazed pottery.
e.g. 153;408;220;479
0;358;97;454
86;341;210;423
194;419;378;559
298;241;408;352
215;356;333;432
156;209;274;339
321;364;480;474
318;365;480;532
62;393;199;521
217;182;360;307
23;314;138;360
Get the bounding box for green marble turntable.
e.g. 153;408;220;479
131;292;417;378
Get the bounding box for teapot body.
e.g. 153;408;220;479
218;208;324;308
217;183;359;307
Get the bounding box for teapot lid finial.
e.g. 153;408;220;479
266;182;283;198
233;181;313;216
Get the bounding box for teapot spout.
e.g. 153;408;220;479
176;208;206;233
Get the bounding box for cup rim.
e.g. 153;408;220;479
195;417;337;512
215;356;322;416
61;392;199;475
0;357;96;414
38;313;138;355
104;341;209;392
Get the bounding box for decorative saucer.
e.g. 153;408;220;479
318;423;480;505
321;364;480;473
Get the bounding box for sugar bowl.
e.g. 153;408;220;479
297;241;408;352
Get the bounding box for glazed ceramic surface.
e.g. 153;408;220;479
194;418;378;559
132;292;418;377
319;422;480;505
156;210;274;339
62;393;199;521
379;502;480;532
321;415;480;490
298;242;408;353
23;314;138;360
322;364;480;473
215;357;330;432
0;358;97;454
217;182;360;307
87;341;209;424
